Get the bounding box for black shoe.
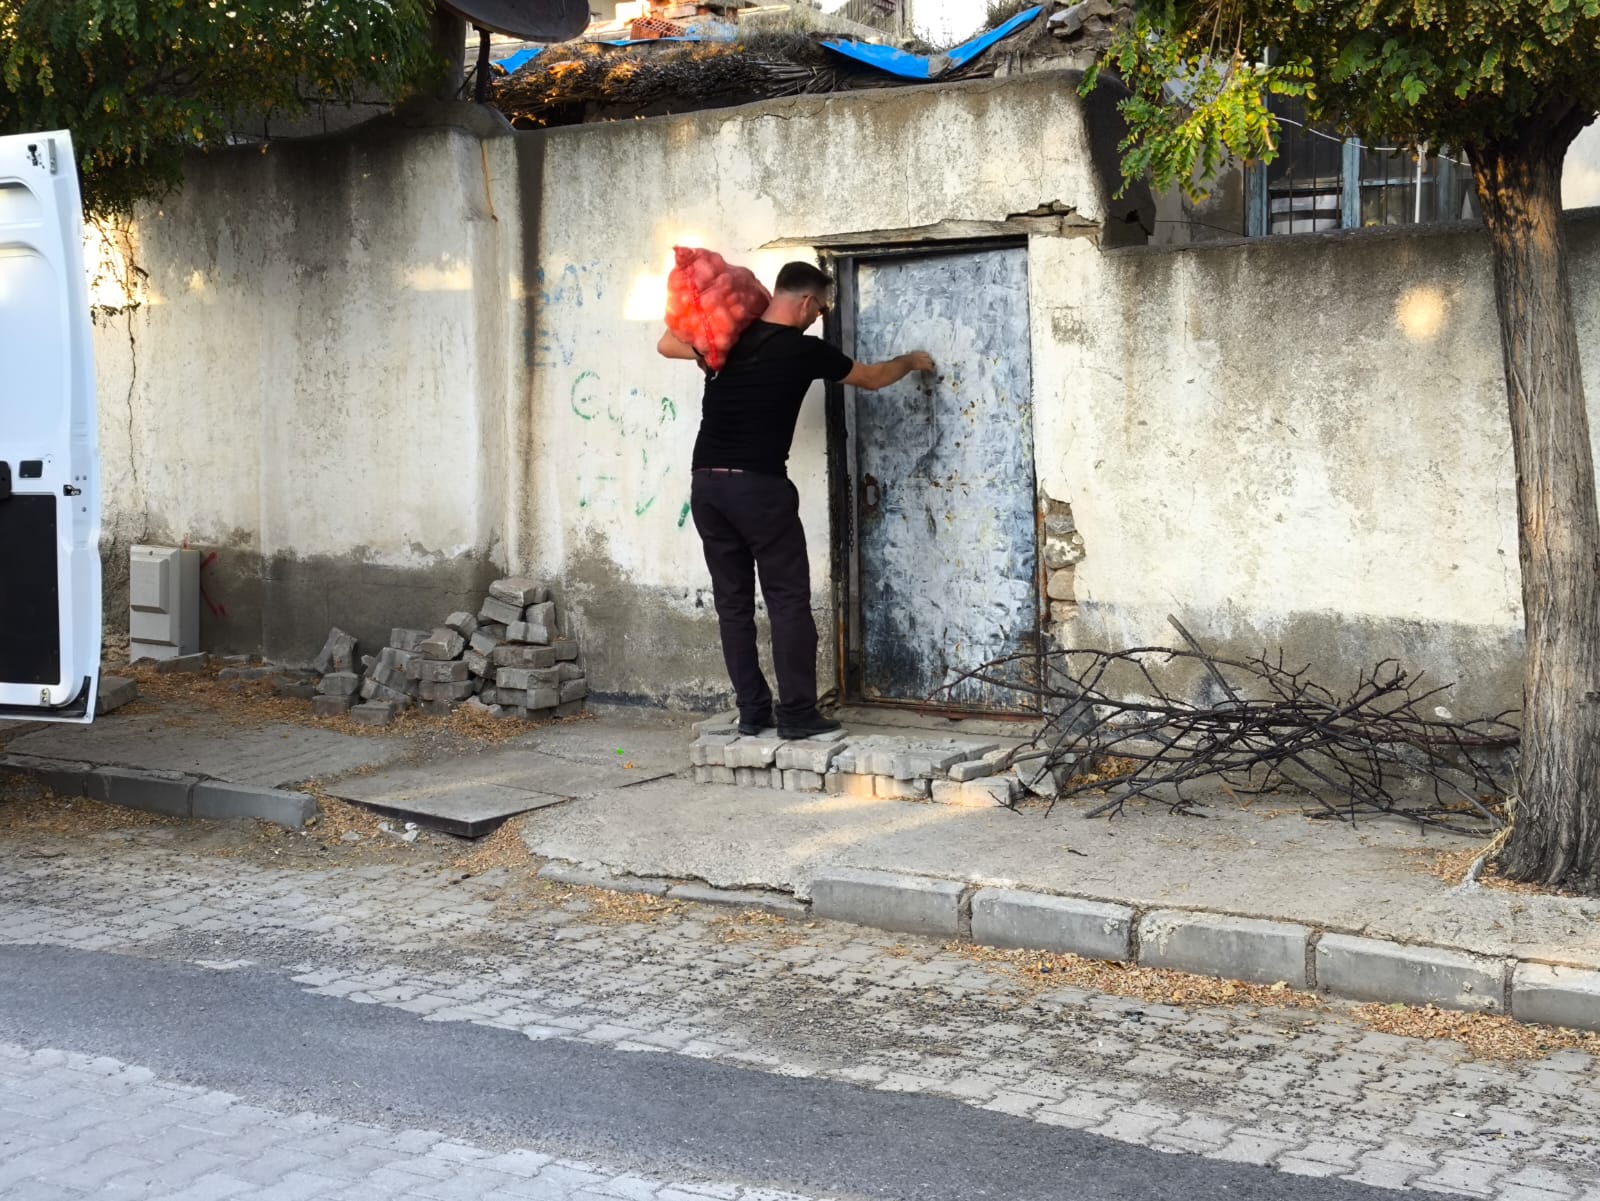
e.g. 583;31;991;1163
738;713;774;736
777;716;843;741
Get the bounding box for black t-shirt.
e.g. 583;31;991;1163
690;321;854;477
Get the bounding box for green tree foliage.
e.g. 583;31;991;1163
0;0;437;218
1089;2;1600;892
1088;2;1600;195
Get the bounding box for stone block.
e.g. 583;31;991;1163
420;699;456;717
1046;568;1076;601
506;620;553;646
420;659;470;684
775;740;845;774
874;775;929;800
971;889;1135;961
1139;911;1311;988
420;627;466;661
694;765;713;785
444;611;479;637
218;665;278;681
478;595;524;626
317;671;360;698
824;772;876;799
479;622;508;640
463;649;490;678
192;782;317;829
552;638;580;662
496;687;527;708
469;630;503;657
784;769;826;792
810;867;965;937
1511;963;1600;1032
95;675;139;715
947;759;992;783
1049;601;1080;624
556;700;585;718
350;702;398;726
365;680;411;705
493;644;558;669
489;577;549;606
559;679;588;703
419;679;476;702
931;776;1017;807
734;766;771;788
558;662;585;682
708;765;736;785
312;627;357;674
724;737;783;769
85;766;196;817
893;747;971;780
526;686;559;710
155;652;209;674
496;667;540;691
312;694;355;717
371;662;409;691
390;628;430;653
1315;934;1505;1012
359;679;377;701
524;600;557;631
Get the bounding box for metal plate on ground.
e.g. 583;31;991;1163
323;748;674;837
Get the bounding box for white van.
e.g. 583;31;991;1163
0;130;101;723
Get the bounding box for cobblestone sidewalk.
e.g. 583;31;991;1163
1;826;1598;1200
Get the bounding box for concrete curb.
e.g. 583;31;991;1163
0;753;316;831
672;863;1600;1036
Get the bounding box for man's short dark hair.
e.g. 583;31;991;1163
775;261;833;297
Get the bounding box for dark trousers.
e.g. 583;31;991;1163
690;470;819;726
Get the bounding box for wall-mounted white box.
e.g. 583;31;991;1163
129;545;199;661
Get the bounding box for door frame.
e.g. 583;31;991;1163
820;238;1042;718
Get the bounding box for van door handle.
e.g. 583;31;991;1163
0;461;10;502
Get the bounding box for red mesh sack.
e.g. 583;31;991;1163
665;246;771;371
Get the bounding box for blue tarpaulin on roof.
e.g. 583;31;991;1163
816;39;933;80
496;46;546;72
946;6;1043;67
821;5;1043;79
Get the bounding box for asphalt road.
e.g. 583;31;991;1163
0;943;1405;1201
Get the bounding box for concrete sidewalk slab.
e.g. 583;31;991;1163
320;745;673;836
517;775;1600;972
2;710;406;788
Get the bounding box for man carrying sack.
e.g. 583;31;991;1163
658;260;934;739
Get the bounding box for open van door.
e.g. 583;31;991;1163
0;131;101;722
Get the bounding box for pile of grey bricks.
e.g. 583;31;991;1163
688;717;1060;807
308;577;589;727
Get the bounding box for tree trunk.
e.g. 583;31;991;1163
429;7;467;101
1472;116;1600;893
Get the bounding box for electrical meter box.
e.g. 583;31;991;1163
129;545;199;661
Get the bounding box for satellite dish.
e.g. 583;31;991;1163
437;0;591;43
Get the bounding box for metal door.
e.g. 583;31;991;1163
0;131;101;722
843;246;1038;713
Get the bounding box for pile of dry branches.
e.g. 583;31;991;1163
939;618;1518;833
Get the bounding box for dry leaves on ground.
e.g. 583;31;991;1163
1405;844;1578;898
0;780;174;836
450;816;534;876
1355;1003;1600;1062
713;909;814;948
956;943;1326;1012
121;661;580;745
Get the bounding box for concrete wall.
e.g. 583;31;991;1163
92;77;1600;717
95;104;522;659
521;76;1119;708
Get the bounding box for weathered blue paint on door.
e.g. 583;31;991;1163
851;248;1038;711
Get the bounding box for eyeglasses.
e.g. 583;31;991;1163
811;296;831;317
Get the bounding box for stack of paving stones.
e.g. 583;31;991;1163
309;578;589;727
689;717;1033;807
